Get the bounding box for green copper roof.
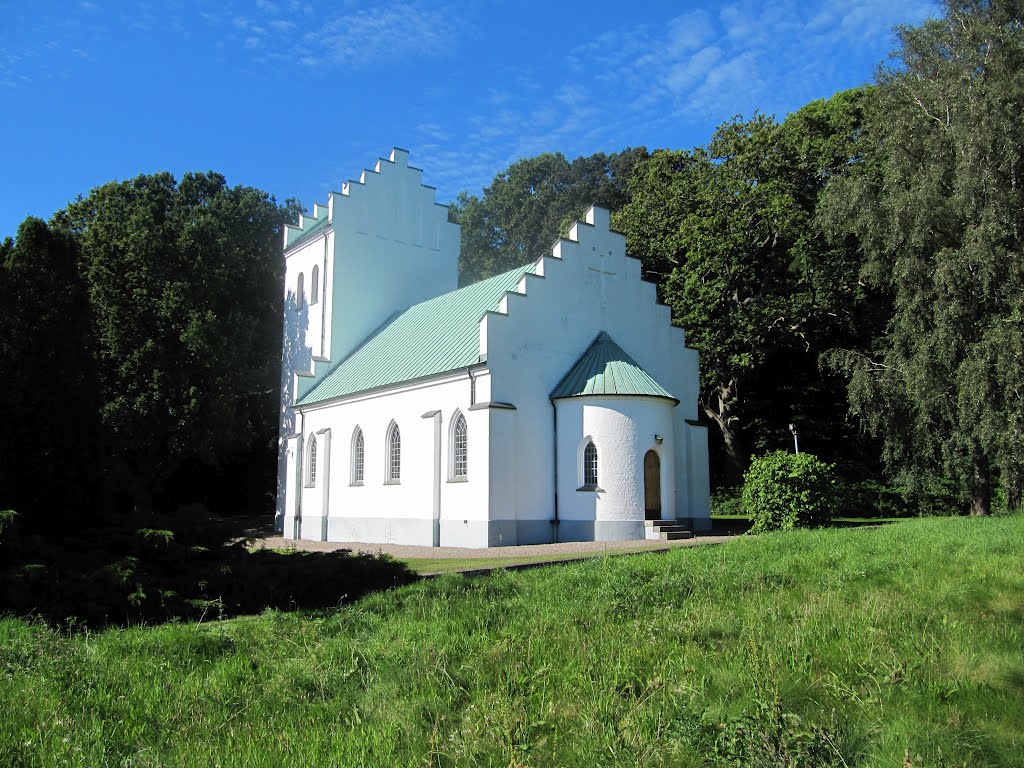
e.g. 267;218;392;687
286;209;331;250
551;332;678;404
298;264;536;406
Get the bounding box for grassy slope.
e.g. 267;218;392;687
2;516;1022;768
404;544;687;574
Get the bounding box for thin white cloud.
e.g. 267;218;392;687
665;46;723;93
667;10;715;55
300;3;456;67
197;1;462;71
559;0;940;127
412;0;939;203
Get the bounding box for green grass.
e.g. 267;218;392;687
406;553;589;574
404;544;683;574
3;516;1023;767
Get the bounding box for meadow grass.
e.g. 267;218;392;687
403;544;686;574
2;516;1022;767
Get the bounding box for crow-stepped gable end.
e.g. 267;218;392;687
278;150;709;547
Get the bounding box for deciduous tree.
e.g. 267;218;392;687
0;218;100;528
454;149;648;284
52;173;297;515
823;0;1024;515
615;94;869;484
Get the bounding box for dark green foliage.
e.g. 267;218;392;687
0;218;101;530
743;451;839;533
614;91;873;485
50;172;296;515
0;511;17;565
0;504;413;629
713;698;841;768
711;486;745;517
453;148;648;284
839;478;961;519
821;0;1024;515
0;509;15;537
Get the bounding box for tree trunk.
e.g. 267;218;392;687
702;380;747;487
970;459;991;517
1006;464;1021;514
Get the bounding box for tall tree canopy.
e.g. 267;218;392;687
453;149;648;284
823;0;1024;514
0;218;100;528
50;172;298;515
615;92;870;484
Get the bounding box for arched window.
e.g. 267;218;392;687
583;440;598;488
311;265;319;304
296;272;305;309
351;426;364;485
386;421;401;483
306;434;317;487
450;412;468;480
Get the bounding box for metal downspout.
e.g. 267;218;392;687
294;409;305;540
432;413;441;546
319;429;330;543
551;401;560;543
422;410;442;547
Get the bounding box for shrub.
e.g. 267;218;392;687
0;510;20;558
710;486;744;517
742;451;839;533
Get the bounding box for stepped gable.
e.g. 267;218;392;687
282;148;442;251
297;263;536;405
297;203;683;406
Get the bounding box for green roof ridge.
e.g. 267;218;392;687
298;263;536;405
286;213;331;249
550;331;678;404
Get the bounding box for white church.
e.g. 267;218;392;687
277;149;710;548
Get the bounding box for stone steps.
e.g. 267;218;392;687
644;519;695;541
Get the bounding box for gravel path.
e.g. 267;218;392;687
250;531;736;560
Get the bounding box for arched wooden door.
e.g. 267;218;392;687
644;450;661;520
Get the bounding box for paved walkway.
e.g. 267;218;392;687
251;531;736;561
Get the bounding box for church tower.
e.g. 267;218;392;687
275;149;460;531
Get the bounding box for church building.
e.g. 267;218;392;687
277;149;710;547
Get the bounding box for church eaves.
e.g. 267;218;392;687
550;331;679;404
297;263;536;406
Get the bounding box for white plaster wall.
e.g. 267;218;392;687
277;149;460;532
555;396;676;527
322;149;460;380
484;206;710;530
282;232;330;380
284;370;492;547
281;199;710;544
277;232;331;532
687;424;712;530
284;435;299;539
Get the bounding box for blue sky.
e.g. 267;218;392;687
1;0;937;239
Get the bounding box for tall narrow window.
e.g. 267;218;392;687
306;434;317;487
386;422;401;483
311;265;319;304
296;272;305;309
351;427;364;485
583;441;598;487
451;412;468;480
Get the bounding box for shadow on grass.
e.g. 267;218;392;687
826;516;905;528
710;517;753;535
0;506;416;630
